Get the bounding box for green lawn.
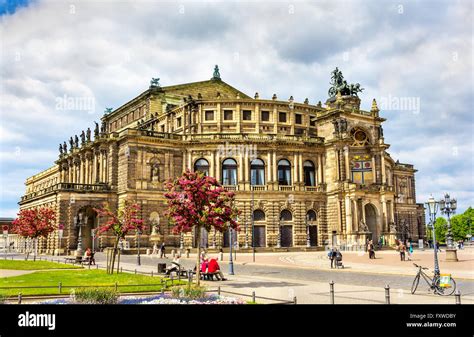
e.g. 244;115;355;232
0;269;186;296
0;259;82;270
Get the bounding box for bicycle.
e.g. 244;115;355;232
411;263;456;296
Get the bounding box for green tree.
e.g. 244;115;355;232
434;217;447;244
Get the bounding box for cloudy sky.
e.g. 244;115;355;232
0;0;472;218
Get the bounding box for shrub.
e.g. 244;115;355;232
73;288;118;304
171;285;207;300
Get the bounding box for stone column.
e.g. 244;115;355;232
344;146;350;181
210;151;215;178
255;103;260;134
372;156;377;184
272;151;277;189
353;199;359;232
345;196;352;234
382;199;388;232
267;151;272;184
317;154;323;185
187;151;192;170
298;153;303;187
239;151;244;185
182;151;186;173
293;153;298;185
244;149;249;189
215;150;220;182
92;152;97;183
381;152;386;184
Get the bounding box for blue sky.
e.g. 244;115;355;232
0;0;472;218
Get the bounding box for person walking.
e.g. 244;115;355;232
407;241;413;261
329;247;337;268
159;242;167;258
368;240;375;259
399;242;406;261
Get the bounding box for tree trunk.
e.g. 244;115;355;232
196;226;201;286
33;238;37;261
116;249;121;274
110;237;119;275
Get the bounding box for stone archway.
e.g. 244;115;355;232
364;203;378;242
75;206;98;251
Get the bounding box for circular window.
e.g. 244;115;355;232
354;130;367;141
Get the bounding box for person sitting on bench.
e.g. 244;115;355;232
165;255;181;275
208;257;227;281
85;248;95;265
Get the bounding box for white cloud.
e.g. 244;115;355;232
0;0;472;216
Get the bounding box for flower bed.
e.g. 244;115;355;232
33;294;245;305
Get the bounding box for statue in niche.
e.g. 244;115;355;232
359;219;369;232
389;222;397;233
151;164;159;182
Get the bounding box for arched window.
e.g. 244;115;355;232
253;210;265;221
280;210;293;221
306;210;317;222
303;160;316;186
194;158;209;176
278;159;291;186
222;158;237;185
250;158;265;185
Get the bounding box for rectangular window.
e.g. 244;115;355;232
205;110;214;121
310;117;316;127
243;110;252;120
261;110;270;121
279;112;287;123
224;110;233;120
177;117;182;127
160;125;165;132
295;114;302;124
295;128;304;135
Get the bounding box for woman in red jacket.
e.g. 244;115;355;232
208;257;227;281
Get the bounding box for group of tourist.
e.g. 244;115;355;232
395;239;414;261
198;252;227;280
151;242;167;258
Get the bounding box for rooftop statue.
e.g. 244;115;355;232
69;137;74;151
94;122;99;138
212;65;221;80
150;78;160;88
104;107;113;115
62;142;67;154
328;67;364;97
80;130;86;145
74;135;79;148
86;128;91;142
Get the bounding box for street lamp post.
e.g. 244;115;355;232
75;213;84;262
439;193;458;262
306;215;311;248
426;195;440;276
244;218;249;249
136;229;141;266
228;227;234;275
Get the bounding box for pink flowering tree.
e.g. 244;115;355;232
12;208;56;261
94;202;145;274
164;170;240;285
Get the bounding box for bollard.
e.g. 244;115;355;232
18;293;22;304
252;291;256;303
134;269;137;275
384;284;390;304
220;252;223;261
188;269;193;284
59;282;62;294
114;282;118;292
218;286;221;296
329;281;335;304
455;290;461;305
293;296;297;305
151;271;154;277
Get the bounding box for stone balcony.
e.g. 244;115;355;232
20;183;111;203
